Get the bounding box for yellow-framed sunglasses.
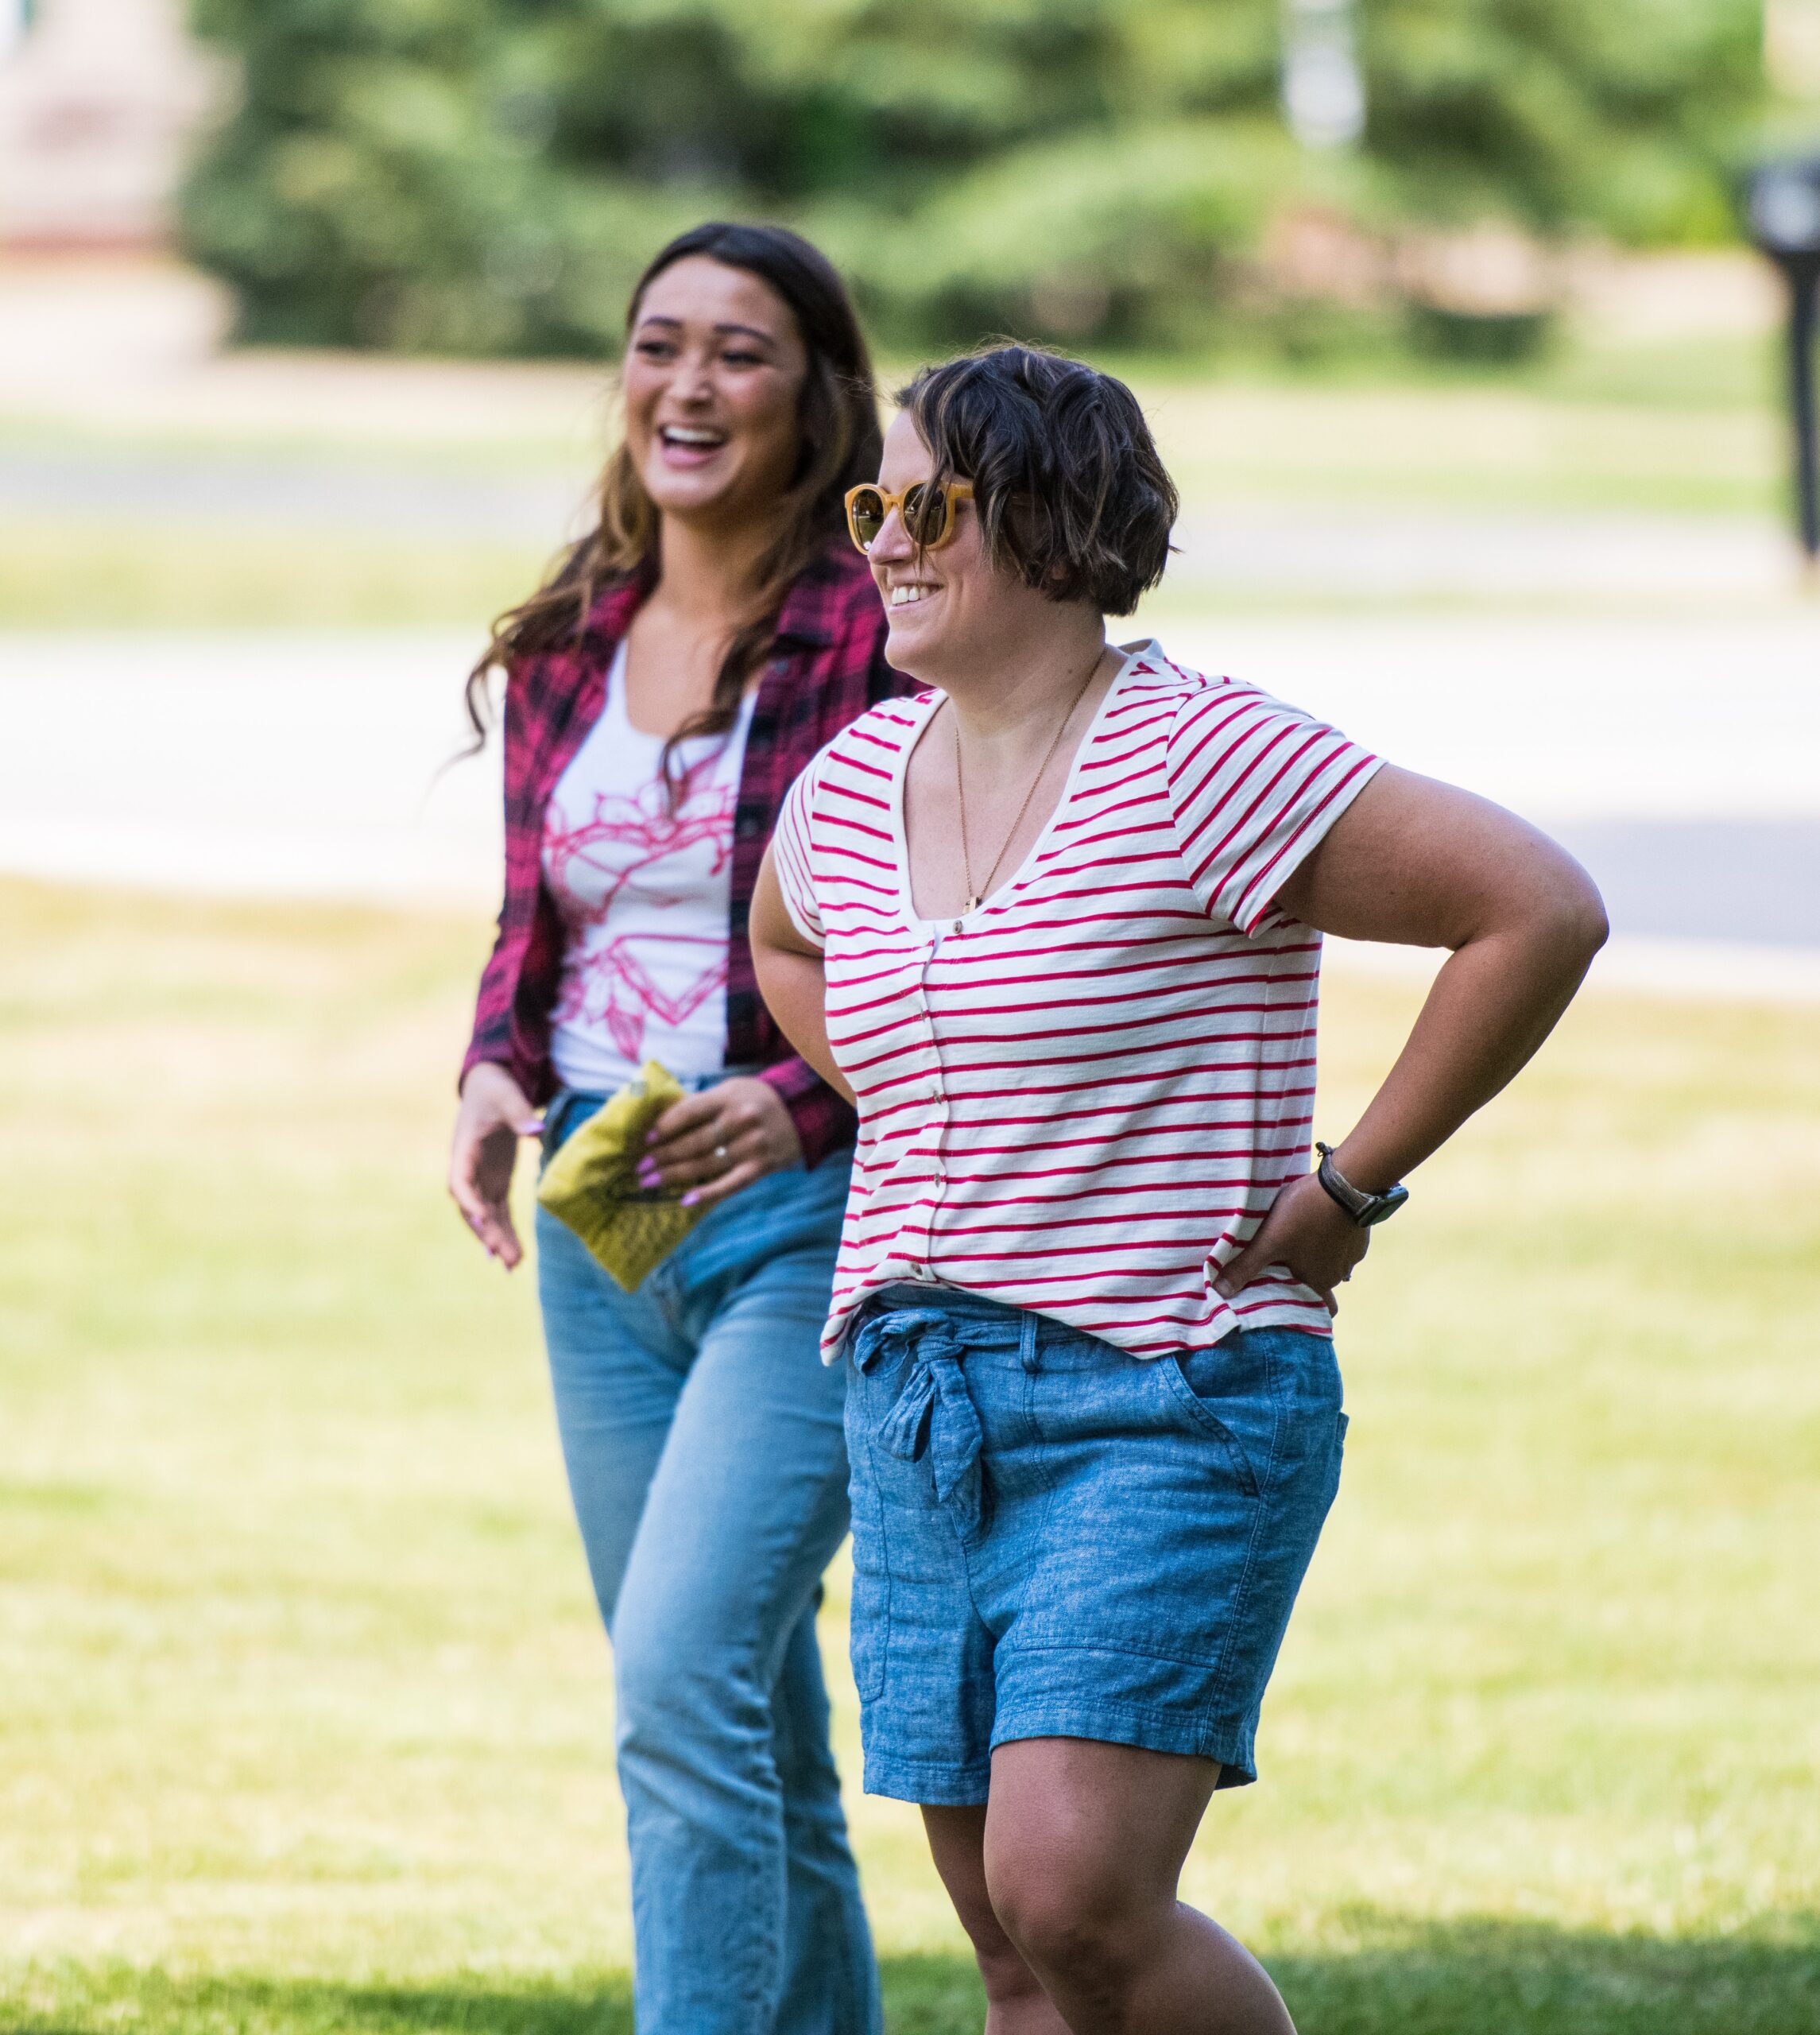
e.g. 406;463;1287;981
844;479;974;555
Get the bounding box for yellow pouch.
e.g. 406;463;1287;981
536;1061;705;1293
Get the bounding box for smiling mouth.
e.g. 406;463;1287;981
889;583;938;607
660;425;727;451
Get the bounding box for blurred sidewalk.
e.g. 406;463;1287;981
2;616;1817;1001
0;630;498;905
4;439;1800;602
1167;508;1799;603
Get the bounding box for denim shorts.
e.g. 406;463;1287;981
843;1285;1349;1804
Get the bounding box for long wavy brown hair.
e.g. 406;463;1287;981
464;223;882;785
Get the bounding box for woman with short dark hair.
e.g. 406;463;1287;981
450;223;908;2035
751;344;1607;2033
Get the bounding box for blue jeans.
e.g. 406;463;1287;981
537;1090;879;2035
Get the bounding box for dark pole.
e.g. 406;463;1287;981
1790;252;1819;562
1744;157;1820;570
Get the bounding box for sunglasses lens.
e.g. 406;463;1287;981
849;489;885;549
903;483;949;546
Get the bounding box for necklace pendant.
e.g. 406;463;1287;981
963;894;978;916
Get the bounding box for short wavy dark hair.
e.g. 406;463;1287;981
896;344;1177;617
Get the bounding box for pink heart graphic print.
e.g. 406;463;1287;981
543;700;745;1093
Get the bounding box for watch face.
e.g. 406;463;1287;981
1361;1184;1410;1227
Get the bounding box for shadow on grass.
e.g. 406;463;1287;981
1268;1917;1820;2035
3;1925;1817;2033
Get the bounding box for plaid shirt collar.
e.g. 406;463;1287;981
581;553;846;650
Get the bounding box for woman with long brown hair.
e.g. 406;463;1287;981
449;222;904;2034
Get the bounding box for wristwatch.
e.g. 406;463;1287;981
1315;1141;1409;1228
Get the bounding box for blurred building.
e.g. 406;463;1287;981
0;0;211;247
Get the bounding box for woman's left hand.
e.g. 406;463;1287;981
637;1076;805;1207
1214;1171;1370;1316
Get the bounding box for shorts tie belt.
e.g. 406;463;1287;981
851;1308;988;1533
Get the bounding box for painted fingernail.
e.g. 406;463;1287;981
636;1162;658;1184
680;1191;700;1208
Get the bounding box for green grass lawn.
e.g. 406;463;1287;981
1136;336;1782;519
1;879;1816;2033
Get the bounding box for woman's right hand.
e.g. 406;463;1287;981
449;1062;544;1269
1213;1169;1370;1316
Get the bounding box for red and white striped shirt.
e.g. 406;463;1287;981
773;642;1382;1363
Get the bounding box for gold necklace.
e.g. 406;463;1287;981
951;649;1104;925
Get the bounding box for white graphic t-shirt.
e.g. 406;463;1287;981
544;642;754;1095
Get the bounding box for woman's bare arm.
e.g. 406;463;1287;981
1219;764;1609;1304
1282;764;1608;1188
750;846;854;1103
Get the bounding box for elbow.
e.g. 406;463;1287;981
1534;863;1609;974
1578;891;1612;962
1562;861;1610;961
1475;848;1607;977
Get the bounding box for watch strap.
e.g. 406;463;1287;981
1315;1141;1409;1228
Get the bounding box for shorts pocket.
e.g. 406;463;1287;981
1156;1355;1262;1497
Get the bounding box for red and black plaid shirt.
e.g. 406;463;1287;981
462;539;909;1168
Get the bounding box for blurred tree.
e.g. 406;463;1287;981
179;0;1764;355
1362;0;1765;246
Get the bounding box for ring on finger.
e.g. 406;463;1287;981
714;1142;730;1165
